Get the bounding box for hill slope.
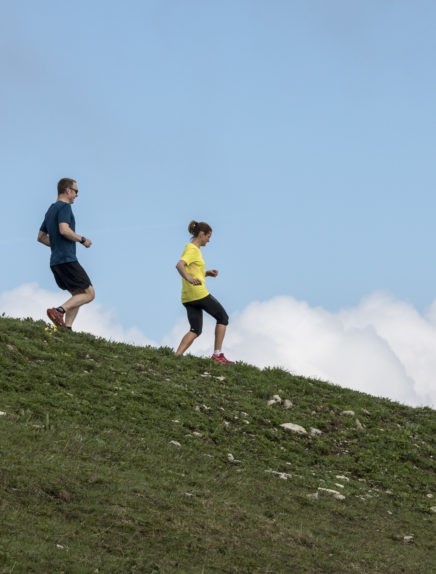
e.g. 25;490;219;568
0;317;435;573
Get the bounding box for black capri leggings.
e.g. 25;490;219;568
183;294;229;336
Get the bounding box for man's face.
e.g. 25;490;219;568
67;184;79;204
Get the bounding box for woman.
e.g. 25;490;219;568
175;220;233;364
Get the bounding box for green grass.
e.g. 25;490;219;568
0;316;435;573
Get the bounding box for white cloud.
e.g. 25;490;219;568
164;292;436;408
0;283;156;347
2;284;435;408
427;300;436;327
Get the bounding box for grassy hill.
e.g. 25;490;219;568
0;316;435;573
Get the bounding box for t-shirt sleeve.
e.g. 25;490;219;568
180;244;195;265
40;220;48;233
57;203;73;225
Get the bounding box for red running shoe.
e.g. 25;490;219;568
47;308;66;328
211;353;234;365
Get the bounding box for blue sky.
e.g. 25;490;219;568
1;1;435;406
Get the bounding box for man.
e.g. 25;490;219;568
37;178;95;329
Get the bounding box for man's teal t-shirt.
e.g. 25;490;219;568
40;201;77;266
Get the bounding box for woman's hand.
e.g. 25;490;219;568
206;269;219;277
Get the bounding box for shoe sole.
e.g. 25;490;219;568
211;357;234;365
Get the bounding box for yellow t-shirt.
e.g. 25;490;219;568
180;243;209;303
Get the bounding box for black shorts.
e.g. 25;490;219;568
183;294;229;336
51;261;92;293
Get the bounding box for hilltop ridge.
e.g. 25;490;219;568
0;316;435;573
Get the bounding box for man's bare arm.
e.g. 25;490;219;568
59;222;92;247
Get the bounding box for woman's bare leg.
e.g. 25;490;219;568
176;331;198;355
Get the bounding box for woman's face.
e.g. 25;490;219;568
198;231;212;246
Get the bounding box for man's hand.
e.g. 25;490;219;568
206;269;219;277
37;230;50;247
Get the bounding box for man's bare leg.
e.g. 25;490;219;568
61;286;95;328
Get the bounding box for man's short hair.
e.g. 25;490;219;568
57;178;76;195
